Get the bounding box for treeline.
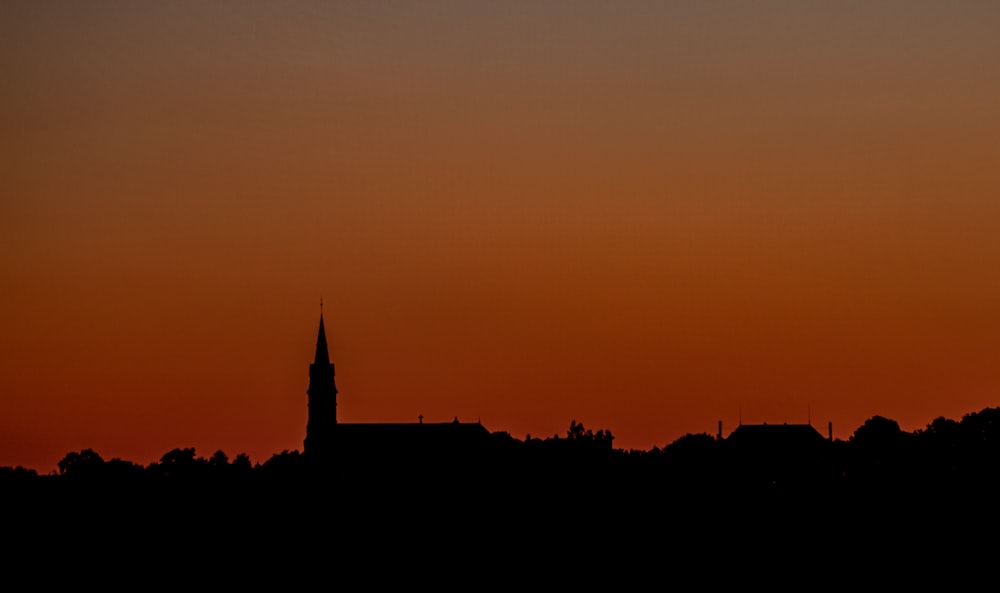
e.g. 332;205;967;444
622;407;1000;489
5;409;1000;575
5;408;1000;498
0;419;614;483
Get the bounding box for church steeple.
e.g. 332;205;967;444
314;312;330;366
304;303;337;458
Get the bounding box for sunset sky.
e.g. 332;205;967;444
3;1;1000;473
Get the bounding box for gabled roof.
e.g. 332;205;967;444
726;423;827;449
334;421;490;441
331;420;493;456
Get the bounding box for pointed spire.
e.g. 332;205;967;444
314;308;330;366
306;300;337;455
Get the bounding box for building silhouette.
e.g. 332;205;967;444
723;421;831;448
721;421;835;487
303;310;337;457
302;309;491;466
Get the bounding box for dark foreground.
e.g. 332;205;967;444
11;408;1000;583
5;457;998;586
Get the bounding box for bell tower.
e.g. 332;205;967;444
304;303;337;457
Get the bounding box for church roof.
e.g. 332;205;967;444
329;420;493;464
334;420;491;445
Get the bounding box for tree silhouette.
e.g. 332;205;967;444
208;450;229;468
233;453;253;472
57;448;105;478
850;415;904;448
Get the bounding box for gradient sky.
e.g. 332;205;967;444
3;1;1000;473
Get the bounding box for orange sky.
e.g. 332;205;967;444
3;1;1000;473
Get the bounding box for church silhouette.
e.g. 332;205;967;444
302;309;491;465
300;307;835;473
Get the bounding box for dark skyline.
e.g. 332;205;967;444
4;2;1000;473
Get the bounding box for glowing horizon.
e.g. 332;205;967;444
4;1;1000;473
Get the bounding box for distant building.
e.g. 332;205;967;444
722;421;835;485
724;422;831;451
303;309;491;465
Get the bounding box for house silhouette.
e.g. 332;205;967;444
721;421;835;486
724;421;831;450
